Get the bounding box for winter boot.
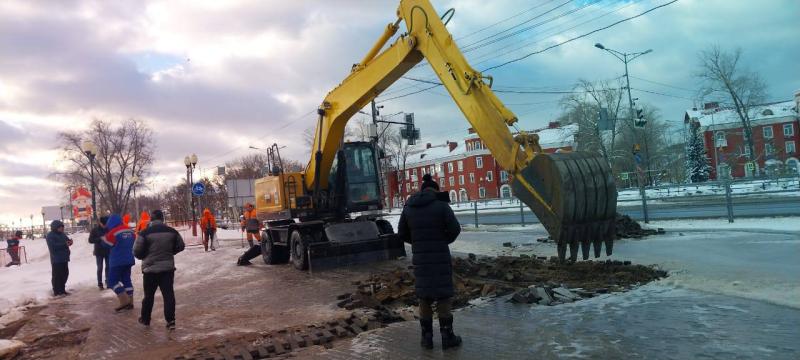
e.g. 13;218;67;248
420;318;434;349
439;317;462;350
114;292;133;312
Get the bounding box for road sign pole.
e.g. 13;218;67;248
724;180;734;223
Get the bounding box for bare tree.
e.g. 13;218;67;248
56;119;154;214
385;127;413;205
697;45;767;175
559;78;626;169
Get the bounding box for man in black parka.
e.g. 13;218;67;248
398;173;463;350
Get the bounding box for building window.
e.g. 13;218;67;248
430;165;435;174
476;156;483;168
785;123;795;137
478;187;486;199
743;146;751;158
475;141;482;150
763;126;773;139
459;175;465;185
435;163;442;175
405;170;410;179
787;141;796;154
500;170;509;182
500;185;512;198
405;183;410;192
449;190;457;202
413;182;418;190
762;109;774;116
487;171;493;181
765;143;775;156
420;167;426;175
449;176;454;186
469;173;475;183
448;162;453;173
459;189;468;202
412;168;417;176
457;160;464;171
715;131;727;147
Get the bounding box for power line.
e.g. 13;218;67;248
631;87;695;101
455;0;560;42
379;1;648;102
462;0;601;53
482;0;679;72
630;75;695;92
469;0;639;67
460;0;577;50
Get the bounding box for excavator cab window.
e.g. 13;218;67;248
343;143;381;210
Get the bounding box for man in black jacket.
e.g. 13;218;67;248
88;216;109;289
398;174;463;350
46;220;73;297
133;209;185;330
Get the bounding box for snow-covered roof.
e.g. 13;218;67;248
686;100;797;128
404;142;466;166
401;123;578;167
535;123;578;147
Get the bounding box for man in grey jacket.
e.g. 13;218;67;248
133;209;184;330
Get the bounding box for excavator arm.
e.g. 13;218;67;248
307;0;617;261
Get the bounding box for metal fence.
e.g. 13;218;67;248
445;175;800;227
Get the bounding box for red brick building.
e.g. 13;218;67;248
385;123;577;206
684;92;800;179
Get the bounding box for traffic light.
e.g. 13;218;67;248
400;113;420;145
634;108;646;128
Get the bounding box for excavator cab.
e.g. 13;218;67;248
328;142;384;215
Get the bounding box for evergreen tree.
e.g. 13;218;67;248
685;123;711;183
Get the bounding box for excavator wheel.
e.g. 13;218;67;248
511;152;617;261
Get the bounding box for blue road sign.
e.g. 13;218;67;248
634;153;642;165
192;182;205;196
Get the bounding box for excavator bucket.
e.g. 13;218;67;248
511;152;618;261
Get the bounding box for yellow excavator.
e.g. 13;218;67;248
254;0;617;271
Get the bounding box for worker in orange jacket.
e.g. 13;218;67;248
200;209;217;252
136;211;150;233
241;203;260;247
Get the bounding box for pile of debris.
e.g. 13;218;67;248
336;255;667;311
615;213;665;238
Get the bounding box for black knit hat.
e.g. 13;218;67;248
151;209;165;221
421;174;439;191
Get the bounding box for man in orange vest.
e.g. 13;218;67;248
241;203;261;247
136;211;150;233
200;209;217;252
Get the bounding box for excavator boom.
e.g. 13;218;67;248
306;0;618;261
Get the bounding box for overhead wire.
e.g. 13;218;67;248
481;0;679;72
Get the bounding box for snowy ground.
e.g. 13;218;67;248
0;227;251;330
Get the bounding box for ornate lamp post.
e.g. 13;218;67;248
81;140;99;225
184;154;198;236
129;175;140;223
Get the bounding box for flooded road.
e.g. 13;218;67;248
318;227;800;359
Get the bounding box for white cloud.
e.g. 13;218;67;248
0;0;798;225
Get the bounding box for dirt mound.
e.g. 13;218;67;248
336;255;667;311
615;213;665;238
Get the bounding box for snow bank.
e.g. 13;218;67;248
647;217;800;233
0;232;100;323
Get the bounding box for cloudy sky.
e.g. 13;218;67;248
1;0;798;225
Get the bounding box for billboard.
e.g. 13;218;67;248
71;187;93;223
41;206;65;222
225;179;255;209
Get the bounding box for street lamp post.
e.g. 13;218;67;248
130;176;140;223
595;42;652;223
82;140;99;226
184;154;198;236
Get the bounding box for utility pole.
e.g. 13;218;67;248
596;43;652;223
